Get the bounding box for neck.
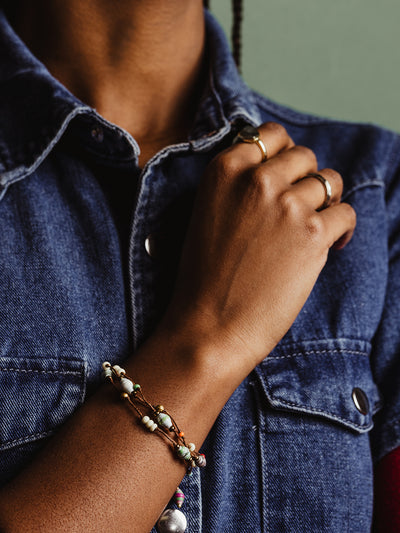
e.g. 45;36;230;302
12;0;206;165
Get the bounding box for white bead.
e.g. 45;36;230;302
150;422;158;432
145;420;153;429
112;365;125;377
120;377;134;394
142;416;150;424
188;443;196;452
102;361;111;370
102;368;113;380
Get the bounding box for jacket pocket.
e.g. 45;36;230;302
254;337;382;432
0;356;86;483
252;338;382;532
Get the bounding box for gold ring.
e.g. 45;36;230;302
233;125;267;162
303;172;332;211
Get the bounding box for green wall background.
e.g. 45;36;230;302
211;0;399;133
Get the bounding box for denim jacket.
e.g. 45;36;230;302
0;8;399;532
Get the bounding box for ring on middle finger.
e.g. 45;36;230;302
233;125;268;163
300;172;333;211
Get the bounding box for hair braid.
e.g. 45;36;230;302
203;0;243;70
231;0;243;70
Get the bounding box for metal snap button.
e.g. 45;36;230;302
144;234;157;258
352;388;369;415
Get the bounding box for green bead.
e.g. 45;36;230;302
134;384;141;391
157;412;172;429
177;446;191;461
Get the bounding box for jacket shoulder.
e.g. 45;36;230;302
251;90;400;193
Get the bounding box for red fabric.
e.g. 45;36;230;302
374;446;400;532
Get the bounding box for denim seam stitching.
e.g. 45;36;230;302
267;349;368;359
0;106;89;188
272;398;369;429
252;382;268;533
0;430;53;450
0;368;82;376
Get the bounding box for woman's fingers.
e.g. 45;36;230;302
291;168;344;210
257;121;296;154
226;121;295;169
319;202;357;249
250;145;318;188
165;121;357;369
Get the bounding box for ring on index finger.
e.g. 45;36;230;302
233;125;268;163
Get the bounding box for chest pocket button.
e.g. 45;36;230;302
352;387;370;415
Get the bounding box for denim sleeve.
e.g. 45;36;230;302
370;135;400;463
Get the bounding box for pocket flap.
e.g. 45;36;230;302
254;339;382;433
0;356;86;451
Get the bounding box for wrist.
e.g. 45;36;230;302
144;317;255;394
156;305;273;370
119;329;228;448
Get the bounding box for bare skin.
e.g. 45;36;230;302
0;2;356;532
11;0;206;166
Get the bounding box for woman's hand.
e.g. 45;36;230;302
0;122;356;533
160;122;356;373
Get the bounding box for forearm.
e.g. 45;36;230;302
0;120;356;532
0;327;242;533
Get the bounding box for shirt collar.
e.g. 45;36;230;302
0;8;260;190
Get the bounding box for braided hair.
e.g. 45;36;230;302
203;0;243;70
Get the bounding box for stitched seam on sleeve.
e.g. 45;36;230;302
0;430;53;451
273;397;370;430
267;349;369;360
0;367;82;376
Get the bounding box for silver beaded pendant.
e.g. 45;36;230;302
156;508;187;533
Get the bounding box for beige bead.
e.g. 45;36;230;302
112;365;125;377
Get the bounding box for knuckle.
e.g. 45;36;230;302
263;122;294;147
322;168;343;191
265;121;288;138
247;167;273;197
279;190;303;216
343;202;357;227
304;213;325;241
211;151;241;177
296;145;318;168
323;168;342;184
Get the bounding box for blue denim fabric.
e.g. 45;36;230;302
0;8;400;532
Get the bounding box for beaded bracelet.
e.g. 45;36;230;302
102;362;206;533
